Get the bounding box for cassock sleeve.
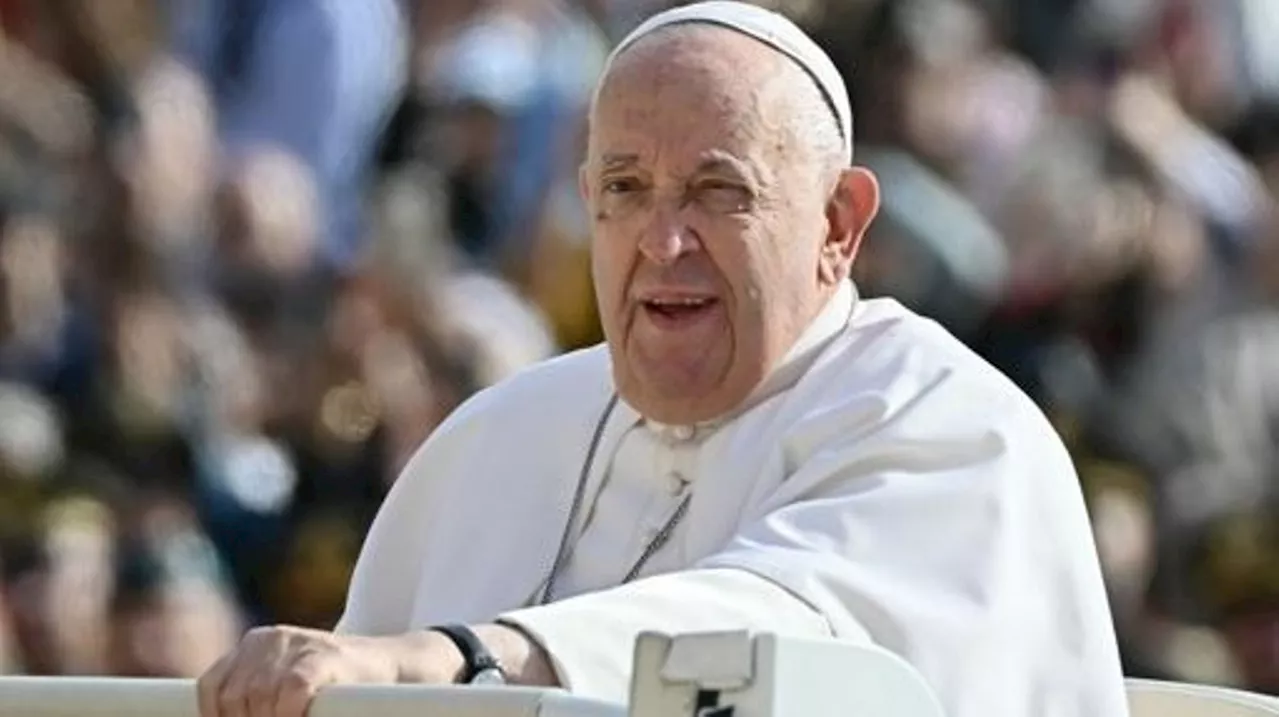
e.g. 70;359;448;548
498;568;837;698
499;362;1127;716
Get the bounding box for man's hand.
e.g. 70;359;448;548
195;625;463;717
196;623;558;717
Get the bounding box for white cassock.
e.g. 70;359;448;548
335;281;1130;716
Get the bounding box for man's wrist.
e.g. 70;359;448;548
383;623;558;687
430;624;508;684
475;622;560;687
390;629;466;684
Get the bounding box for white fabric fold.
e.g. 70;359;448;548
498;568;834;699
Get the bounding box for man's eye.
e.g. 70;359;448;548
697;182;752;213
602;178;641;194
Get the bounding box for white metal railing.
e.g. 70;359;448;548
0;678;625;717
1127;678;1280;717
0;633;1274;717
0;632;945;717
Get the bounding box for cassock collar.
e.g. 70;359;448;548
621;280;859;441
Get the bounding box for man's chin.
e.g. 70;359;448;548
614;341;746;420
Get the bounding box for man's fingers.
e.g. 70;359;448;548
274;656;335;717
245;670;282;717
214;627;286;717
197;653;235;717
216;663;254;717
197;625;376;717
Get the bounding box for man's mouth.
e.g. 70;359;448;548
640;296;720;325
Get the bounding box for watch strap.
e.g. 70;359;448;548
430;624;507;685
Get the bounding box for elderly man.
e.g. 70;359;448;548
197;3;1129;716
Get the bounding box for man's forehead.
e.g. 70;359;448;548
589;29;787;143
588;86;777;174
597;149;757;176
598;25;780;95
600;152;639;170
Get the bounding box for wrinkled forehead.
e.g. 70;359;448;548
594;25;780;109
587;28;787;164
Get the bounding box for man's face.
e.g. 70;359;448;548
584;28;876;424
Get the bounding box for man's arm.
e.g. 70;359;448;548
495;568;834;699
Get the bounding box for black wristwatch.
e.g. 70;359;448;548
430;624;508;685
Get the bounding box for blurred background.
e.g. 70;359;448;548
0;0;1274;695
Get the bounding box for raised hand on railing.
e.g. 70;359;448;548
195;625;451;717
195;623;557;717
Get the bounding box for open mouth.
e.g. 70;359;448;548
640;297;720;327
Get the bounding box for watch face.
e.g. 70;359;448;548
470;667;508;686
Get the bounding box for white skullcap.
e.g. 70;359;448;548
605;1;853;163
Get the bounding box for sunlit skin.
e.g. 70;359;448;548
584;26;881;425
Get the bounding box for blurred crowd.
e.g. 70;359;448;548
0;0;1274;696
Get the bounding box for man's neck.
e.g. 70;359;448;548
747;279;857;405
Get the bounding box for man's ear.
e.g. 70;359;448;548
819;166;880;285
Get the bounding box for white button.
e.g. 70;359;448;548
671;425;695;441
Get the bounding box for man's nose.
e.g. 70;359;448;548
637;205;700;265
